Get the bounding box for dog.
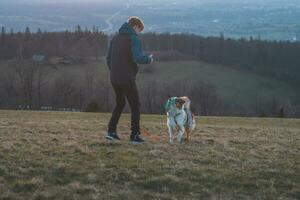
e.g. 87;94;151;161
165;96;196;143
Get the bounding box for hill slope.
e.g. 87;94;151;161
0;110;299;199
93;59;298;108
137;61;297;107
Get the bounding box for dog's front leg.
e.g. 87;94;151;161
167;122;176;143
167;116;177;143
177;125;185;143
186;128;190;141
168;126;174;143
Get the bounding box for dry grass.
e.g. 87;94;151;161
0;110;299;200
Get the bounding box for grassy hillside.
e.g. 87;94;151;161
80;58;297;107
0;110;299;199
138;61;297;106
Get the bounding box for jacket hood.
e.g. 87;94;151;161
119;22;137;35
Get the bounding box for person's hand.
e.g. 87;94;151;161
149;54;154;63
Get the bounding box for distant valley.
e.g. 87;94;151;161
0;0;299;40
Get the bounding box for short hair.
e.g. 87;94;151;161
128;16;144;31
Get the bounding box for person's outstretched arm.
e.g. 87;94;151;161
130;35;152;64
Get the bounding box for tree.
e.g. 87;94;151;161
52;73;76;109
25;27;31;41
14;60;38;109
1;26;5;44
0;66;19;108
190;81;221;115
36;65;51;109
278;107;285;118
85;66;96;101
85;102;100;112
141;79;158;114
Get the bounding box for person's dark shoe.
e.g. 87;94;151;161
105;132;120;141
130;132;145;144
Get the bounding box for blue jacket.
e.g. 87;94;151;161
106;23;152;84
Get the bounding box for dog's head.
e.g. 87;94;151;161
175;98;185;109
180;96;191;109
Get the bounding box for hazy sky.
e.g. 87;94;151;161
2;0;296;3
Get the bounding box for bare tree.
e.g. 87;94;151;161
35;65;51;109
141;80;158;114
190;81;221;115
85;66;96;101
52;72;76;109
0;66;19;108
14;58;38;109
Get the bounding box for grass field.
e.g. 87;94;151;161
0;110;299;199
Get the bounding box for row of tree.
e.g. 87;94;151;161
0;26;108;60
0;58;292;117
0;59;222;115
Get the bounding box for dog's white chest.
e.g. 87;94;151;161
175;110;187;125
167;108;186;126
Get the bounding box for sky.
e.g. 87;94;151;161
2;0;296;3
1;0;298;5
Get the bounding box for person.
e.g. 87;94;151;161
105;16;154;143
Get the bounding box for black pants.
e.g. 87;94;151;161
108;81;140;134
